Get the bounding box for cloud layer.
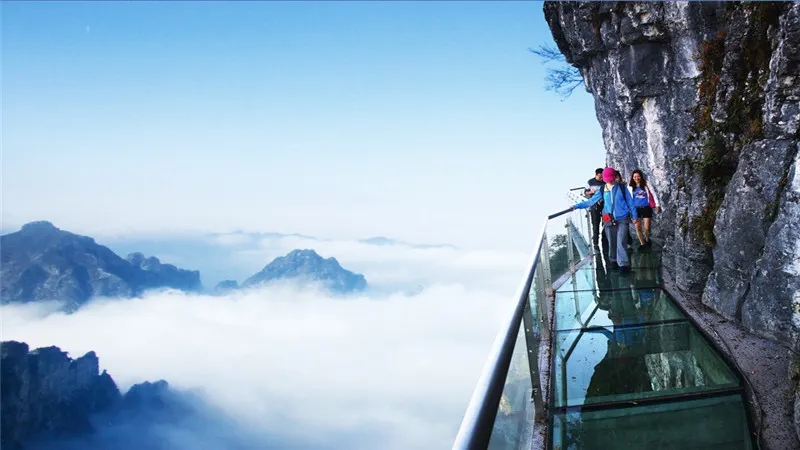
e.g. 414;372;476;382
2;238;532;450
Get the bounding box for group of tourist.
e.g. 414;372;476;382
571;166;661;275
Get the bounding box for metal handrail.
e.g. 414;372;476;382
451;207;572;450
548;207;573;220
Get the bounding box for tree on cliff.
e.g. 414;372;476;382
548;233;573;277
529;44;583;100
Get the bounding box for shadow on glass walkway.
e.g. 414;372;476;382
452;191;757;450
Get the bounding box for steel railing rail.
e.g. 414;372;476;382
451;207;572;450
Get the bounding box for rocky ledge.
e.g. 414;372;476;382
0;340;181;449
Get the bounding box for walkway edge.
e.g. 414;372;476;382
661;269;799;450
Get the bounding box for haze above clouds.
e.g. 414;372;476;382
2;1;603;251
101;230;528;290
1;239;530;450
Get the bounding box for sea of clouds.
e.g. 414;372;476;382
1;232;533;450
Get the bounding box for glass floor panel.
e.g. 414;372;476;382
593;241;666;255
552;321;740;408
555;288;684;332
547;230;754;450
556;262;663;293
552;394;753;450
582;255;662;271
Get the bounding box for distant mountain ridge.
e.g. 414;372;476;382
98;230;454;287
0;221;202;310
359;236;458;250
1;222;369;307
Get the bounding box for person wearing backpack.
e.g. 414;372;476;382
627;170;661;250
571;167;640;274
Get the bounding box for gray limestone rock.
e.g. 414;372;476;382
796;385;800;444
703;140;797;322
743;146;800;353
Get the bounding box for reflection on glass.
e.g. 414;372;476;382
552;394;753;450
549;233;581;284
555;253;596;293
529;263;544;337
487;321;533;450
558;252;663;293
629;250;662;269
555;288;683;332
553;321;739;408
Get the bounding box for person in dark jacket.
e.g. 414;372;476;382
572;167;639;273
584;168;608;249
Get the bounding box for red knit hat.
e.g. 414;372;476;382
602;167;616;182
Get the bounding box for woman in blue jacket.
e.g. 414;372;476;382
571;167;639;273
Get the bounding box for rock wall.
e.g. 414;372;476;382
0;340;187;449
0;341;121;449
543;1;800;354
795;359;800;443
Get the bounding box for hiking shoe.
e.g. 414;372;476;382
619;265;632;275
610;261;620;271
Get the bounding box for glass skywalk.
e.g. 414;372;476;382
452;191;757;450
549;247;754;450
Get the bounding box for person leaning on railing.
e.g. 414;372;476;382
571;167;640;274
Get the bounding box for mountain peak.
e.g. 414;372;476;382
361;237;395;246
287;248;320;256
241;249;366;293
285;249;326;261
20;221;58;233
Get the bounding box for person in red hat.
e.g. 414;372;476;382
571;167;640;274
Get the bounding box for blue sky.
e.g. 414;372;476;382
2;1;604;250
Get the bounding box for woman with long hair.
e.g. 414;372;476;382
628;170;661;249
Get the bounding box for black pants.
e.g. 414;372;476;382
590;207;607;247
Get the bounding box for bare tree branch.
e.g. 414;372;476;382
529;44;584;101
528;44;566;63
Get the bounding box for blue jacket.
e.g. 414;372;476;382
574;183;638;221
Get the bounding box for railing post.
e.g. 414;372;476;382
585;208;593;252
566;220;576;273
522;301;544;420
539;233;552;335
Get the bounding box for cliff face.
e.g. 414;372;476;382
0;341;121;449
0;341;203;450
544;1;800;354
